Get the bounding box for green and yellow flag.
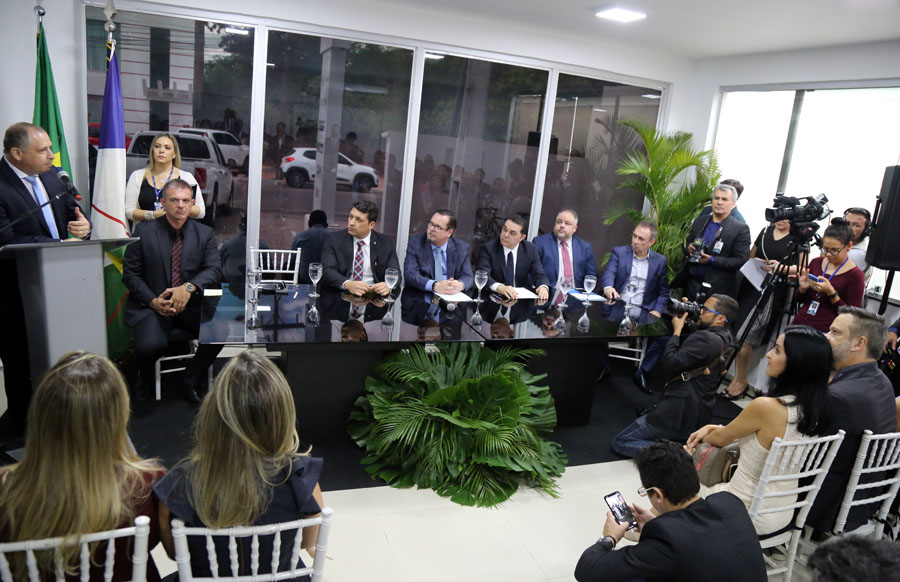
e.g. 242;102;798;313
33;21;71;176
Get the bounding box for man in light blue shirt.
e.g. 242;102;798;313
403;209;474;294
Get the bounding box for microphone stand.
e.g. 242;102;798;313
0;189;79;239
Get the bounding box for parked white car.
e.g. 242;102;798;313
280;148;378;192
126;130;234;227
176;128;250;172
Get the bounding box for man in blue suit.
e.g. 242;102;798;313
602;221;670;390
533;209;597;304
403;209;473;294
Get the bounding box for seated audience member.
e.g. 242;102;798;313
613;295;738;458
686;326;833;535
806;306;897;533
291;209;330;284
574;440;766;582
321;200;400;296
533;209;597;303
808;536;900;582
155;351;324;577
403;209;473;293
792;219;865;332
0;351;165;581
476;214;550;303
697;177;746;223
122;179;223;409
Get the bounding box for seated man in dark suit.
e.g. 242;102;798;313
0;122;92;440
807;306;897;533
321;200;400;296
291;209;329;284
123;179;223;411
476;214;549;303
575;440;766;582
403;209;473;294
533;208;597;304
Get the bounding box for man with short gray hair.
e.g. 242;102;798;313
808;306;897;533
533;208;597;303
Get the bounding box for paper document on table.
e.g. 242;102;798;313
512;287;538;299
740;258;768;291
435;291;472;303
568;290;605;302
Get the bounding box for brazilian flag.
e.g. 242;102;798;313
33;21;71;176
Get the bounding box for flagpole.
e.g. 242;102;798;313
33;3;44;24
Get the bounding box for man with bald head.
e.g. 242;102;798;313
0;122;92;442
533;208;597;304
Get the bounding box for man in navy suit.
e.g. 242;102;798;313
0;122;92;440
476;215;550;303
533;209;597;304
602;221;670;389
403;209;473;294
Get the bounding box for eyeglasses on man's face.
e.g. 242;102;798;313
637;486;657;497
428;221;449;232
700;305;727;321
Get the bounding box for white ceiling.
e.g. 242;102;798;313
378;0;900;59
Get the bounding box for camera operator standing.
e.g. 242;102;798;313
843;207;872;283
674;184;750;300
613;294;739;458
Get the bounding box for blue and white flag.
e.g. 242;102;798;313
90;39;128;239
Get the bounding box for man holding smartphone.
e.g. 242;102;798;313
575;441;766;582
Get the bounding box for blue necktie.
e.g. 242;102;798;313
433;247;445;283
23;175;61;239
505;250;514;286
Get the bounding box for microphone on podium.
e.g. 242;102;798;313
55;170;83;201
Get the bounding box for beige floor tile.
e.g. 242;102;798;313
366;483;458;515
322;514;404;582
322;487;379;517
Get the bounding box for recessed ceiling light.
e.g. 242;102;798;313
224;27;250;35
641;93;661;99
595;7;647;23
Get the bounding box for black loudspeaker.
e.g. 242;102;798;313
866;166;900;270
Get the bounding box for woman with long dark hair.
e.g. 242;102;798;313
686;326;833;535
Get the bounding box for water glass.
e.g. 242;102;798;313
583;275;597;295
474;270;489;300
308;262;323;297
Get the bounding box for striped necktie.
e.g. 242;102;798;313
352;240;365;281
171;231;183;286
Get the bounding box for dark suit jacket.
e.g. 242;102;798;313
403;234;474;292
532;233;597;288
574;492;767;582
806;362;897;532
122;218;222;327
676;213;751;297
476;238;549;291
0;157;86;247
320;229;400;291
291;225;330;284
648;325;735;435
601;245;669;314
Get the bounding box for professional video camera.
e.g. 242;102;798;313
664;297;703;321
765;193;831;223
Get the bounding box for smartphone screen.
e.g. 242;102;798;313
604;491;637;530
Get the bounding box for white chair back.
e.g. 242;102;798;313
171;507;333;582
748;430;845;582
251;248;301;286
833;430;900;537
0;515;151;582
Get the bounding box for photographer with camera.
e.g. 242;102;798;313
792;219;864;332
674;184;751;301
612;294;739;458
844;207;872;281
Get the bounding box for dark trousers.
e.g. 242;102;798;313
132;306;222;393
0;265;32;425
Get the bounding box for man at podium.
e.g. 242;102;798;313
0;122;92;443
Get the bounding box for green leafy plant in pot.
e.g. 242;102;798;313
347;343;567;507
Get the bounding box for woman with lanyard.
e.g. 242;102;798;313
792;218;864;332
125;132;205;223
724;218;803;399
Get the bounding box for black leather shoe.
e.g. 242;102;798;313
633;372;652;395
181;385;202;405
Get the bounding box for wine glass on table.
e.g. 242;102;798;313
308;262;322;298
384;268;400;302
558;276;575;310
583;275;597;296
474;269;489;303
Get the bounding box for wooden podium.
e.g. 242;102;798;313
0;238;137;379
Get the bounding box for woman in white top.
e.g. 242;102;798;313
686;326;834;535
125;132;205;222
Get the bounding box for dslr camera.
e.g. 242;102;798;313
687;237;706;264
765;193;830;223
665;297;703;321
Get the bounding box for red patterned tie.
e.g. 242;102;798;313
561;240;574;279
352;240;365;281
171;231;183;286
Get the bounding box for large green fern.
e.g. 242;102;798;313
347;343;567;507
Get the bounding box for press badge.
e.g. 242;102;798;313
807;300;820;316
713;240;724;254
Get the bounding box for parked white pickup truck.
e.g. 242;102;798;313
126;130;234;227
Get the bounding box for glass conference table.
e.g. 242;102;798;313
199;283;667;443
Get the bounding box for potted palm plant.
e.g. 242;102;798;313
603;119;721;281
347;343;567;507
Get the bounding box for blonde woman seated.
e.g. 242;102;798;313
154;351;324;577
0;352;165;581
686;326;833;536
125;132;204;222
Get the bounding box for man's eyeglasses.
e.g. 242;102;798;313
637;486;656;497
428;221;448;232
823;244;847;256
700;305;728;322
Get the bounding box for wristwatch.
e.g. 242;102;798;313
145;211;154;221
184;282;197;294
